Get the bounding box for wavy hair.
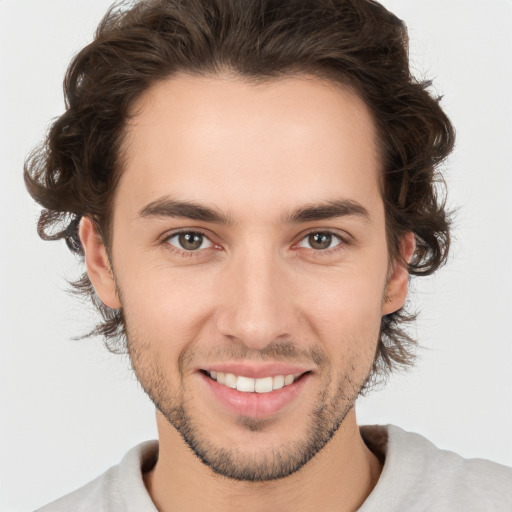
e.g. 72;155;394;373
24;0;454;382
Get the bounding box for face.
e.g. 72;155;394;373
82;74;410;481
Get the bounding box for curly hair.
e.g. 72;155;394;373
24;0;454;381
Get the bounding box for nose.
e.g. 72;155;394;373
215;247;296;351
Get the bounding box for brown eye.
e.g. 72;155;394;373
299;232;342;251
167;232;212;251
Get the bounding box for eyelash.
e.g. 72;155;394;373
161;229;350;258
161;229;216;258
296;230;349;257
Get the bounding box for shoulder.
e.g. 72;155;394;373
35;441;158;512
35;465;120;512
360;425;512;511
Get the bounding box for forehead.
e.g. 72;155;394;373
117;73;382;222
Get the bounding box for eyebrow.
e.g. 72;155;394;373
283;199;370;224
138;196;370;224
138;197;233;224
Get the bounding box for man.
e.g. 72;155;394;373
23;0;511;510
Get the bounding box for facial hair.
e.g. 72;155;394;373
126;326;375;482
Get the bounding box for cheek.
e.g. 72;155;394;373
297;264;387;328
118;264;219;345
306;289;383;357
294;266;386;376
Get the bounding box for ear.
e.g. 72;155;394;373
79;217;121;309
382;231;416;315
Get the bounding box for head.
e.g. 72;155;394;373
25;0;453;481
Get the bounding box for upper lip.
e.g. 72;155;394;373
199;362;313;379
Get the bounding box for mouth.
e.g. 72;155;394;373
199;368;311;418
202;370;304;393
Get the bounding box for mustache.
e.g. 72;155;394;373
178;339;328;370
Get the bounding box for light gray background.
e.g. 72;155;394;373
1;1;511;510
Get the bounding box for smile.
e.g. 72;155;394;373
206;370;302;393
201;368;311;418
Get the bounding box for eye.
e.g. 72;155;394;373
298;232;343;251
167;231;213;251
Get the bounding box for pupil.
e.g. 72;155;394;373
179;232;203;250
309;233;332;250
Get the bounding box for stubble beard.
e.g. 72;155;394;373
127;330;374;482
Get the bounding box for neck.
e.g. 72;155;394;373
144;409;382;512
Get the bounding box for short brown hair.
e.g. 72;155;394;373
24;0;454;382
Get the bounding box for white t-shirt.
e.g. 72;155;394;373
36;425;512;511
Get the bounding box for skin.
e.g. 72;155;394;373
80;73;414;512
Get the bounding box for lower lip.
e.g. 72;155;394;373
200;372;310;418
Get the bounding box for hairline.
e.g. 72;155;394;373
101;68;390;252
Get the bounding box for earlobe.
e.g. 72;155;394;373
382;232;416;315
79;217;121;309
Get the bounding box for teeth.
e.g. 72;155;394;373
224;373;237;389
272;375;285;390
237;376;255;392
208;371;301;393
254;376;273;393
